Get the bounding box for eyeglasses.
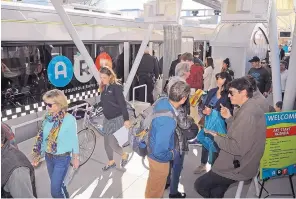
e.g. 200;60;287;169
45;102;55;108
228;90;239;96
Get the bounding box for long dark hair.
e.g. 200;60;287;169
206;57;214;69
215;72;232;95
223;58;230;68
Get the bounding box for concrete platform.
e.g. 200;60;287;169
18;124;296;198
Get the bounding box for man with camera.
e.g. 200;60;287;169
194;77;266;198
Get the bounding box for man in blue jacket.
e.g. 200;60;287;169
145;81;190;198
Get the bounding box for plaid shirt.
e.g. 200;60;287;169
2;122;17;148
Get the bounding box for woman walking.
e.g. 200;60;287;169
99;66;130;171
32;89;79;198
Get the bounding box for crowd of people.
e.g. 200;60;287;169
1;49;291;199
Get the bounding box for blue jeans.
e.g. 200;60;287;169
45;154;71;198
170;151;185;195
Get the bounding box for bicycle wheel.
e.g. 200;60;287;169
73;128;96;167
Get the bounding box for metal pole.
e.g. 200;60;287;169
203;40;207;62
51;0;100;84
269;0;282;105
149;42;153;55
283;15;296;111
123;42;130;83
162;24;182;89
123;24;154;98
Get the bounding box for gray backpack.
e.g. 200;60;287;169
129;97;177;157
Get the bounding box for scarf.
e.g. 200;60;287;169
32;111;66;162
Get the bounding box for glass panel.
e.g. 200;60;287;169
1;43;98;113
1;45;45;110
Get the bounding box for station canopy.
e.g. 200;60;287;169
193;0;295;31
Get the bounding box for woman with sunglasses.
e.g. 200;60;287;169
32;89;79;198
99;66;130;171
194;72;233;174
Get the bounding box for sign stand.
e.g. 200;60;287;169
258;173;295;198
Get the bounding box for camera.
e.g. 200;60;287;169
233;160;240;168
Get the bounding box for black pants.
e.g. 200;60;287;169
201;146;218;165
194;170;236;198
138;74;154;104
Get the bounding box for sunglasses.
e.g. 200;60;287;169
45;102;55;108
228;90;238;96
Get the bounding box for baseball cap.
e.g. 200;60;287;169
248;56;260;62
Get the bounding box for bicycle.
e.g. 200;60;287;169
70;104;103;167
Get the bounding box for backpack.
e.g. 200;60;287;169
129;97;177;157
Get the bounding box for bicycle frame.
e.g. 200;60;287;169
71;103;102;130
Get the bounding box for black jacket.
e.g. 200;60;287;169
248;67;271;94
203;87;233;114
100;84;129;121
115;53;124;81
137;54;159;78
169;59;180;77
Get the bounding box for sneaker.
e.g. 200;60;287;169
194;164;206;174
102;162;116;171
169;192;186;198
165;183;170;190
121;153;129;168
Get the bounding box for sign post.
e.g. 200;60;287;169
259;111;296;198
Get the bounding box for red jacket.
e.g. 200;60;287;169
186;64;204;90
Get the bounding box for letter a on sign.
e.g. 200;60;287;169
47;56;73;87
55;61;67;79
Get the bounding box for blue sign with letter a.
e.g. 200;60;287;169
48;56;73;87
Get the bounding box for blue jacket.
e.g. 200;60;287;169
148;98;177;163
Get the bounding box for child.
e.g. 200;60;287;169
275;101;283;112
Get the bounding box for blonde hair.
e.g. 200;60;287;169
99;66;120;85
42;89;68;111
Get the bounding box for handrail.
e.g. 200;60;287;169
132;84;147;105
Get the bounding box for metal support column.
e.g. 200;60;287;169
124;42;130;100
123;24;154;98
162;24;182;89
149;42;153;55
283;15;296;110
51;0;100;83
269;0;282;105
123;42;130;83
119;43;124;54
203;40;207;61
94;43;97;57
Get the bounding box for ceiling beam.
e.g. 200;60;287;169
192;0;221;10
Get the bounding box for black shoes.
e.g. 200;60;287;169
169;192;186;198
165;183;170;190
